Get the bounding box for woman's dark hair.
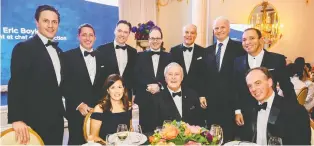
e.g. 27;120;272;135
98;74;129;112
291;62;306;80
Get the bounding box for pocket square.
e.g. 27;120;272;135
190;106;195;110
197;57;202;60
101;65;105;68
268;68;275;71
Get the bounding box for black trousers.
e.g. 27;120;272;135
67;112;86;145
31;115;64;145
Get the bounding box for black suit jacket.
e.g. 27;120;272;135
248;95;310;145
133;50;172;105
96;42;137;95
8;35;65;127
203;39;246;116
170;44;206;96
154;87;202;127
233;50;297;112
62;48;109;115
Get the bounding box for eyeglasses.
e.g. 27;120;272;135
149;37;162;41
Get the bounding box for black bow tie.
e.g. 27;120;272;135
151;51;160;56
183;46;193;52
172;91;182;97
256;102;268;111
116;45;127;50
84;51;95;57
45;40;59;47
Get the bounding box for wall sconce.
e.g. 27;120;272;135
157;0;188;11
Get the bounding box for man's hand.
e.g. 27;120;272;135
78;103;92;116
235;113;245;126
12;121;30;144
146;84;160;94
199;97;207;109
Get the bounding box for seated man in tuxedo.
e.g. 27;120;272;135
153;62;202;128
244;67;310;145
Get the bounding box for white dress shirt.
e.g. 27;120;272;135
80;45;96;85
256;91;275;145
114;40;128;76
248;49;265;68
235;49;265;114
168;87;183;117
182;43;194;73
151;48;161;77
37;32;61;86
215;37;229;70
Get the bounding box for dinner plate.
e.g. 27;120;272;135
224;141;258;146
108;132;147;145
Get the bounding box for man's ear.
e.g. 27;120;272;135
268;78;273;87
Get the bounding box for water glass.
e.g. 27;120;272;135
268;136;282;145
210;124;223;145
116;124;129;142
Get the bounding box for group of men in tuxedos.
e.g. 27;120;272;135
7;4;311;145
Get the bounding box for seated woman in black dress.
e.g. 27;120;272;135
89;74;132;143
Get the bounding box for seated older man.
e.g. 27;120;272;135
152;62;202;128
243;67;311;145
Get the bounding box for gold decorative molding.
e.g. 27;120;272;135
157;0;188;11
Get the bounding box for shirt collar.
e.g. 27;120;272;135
259;91;275;110
37;32;51;45
80;45;93;55
114;40;126;48
150;48;161;52
248;49;265;59
182;43;195;48
167;87;182;95
217;36;229;47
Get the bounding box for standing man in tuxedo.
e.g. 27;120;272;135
63;24;109;145
244;67;310;145
8;5;65;145
154;63;202;128
202;17;246;141
134;26;172;132
170;24;206;107
234;28;297;138
97;20;137;101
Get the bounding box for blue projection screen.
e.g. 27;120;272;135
1;0;119;105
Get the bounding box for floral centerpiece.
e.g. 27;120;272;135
149;121;220;145
131;20;155;40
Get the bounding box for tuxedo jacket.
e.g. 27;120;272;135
8;35;65;127
153;87;202;127
233;50;297;113
248;95;311;145
203;39;246;112
96;42;137;95
62;48;109;117
170;44;206;96
133;50;172;105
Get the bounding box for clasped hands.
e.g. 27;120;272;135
146;83;160;94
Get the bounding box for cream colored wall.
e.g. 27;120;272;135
157;1;192;51
157;0;314;63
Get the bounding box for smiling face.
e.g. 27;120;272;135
78;26;96;50
114;23;130;45
36;10;59;39
242;29;264;56
183;24;197;46
149;29;162;50
246;69;273;102
107;80;125;101
213;18;230;42
165;64;183;91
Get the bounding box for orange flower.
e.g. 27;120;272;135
161;125;179;140
184;127;191;136
149;136;159;143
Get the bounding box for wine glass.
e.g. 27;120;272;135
268;136;282;146
131;125;142;144
210;124;223;145
116;124;129;143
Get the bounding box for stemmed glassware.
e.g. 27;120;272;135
210;124;223;145
116;124;129;144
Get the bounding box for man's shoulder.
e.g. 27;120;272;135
96;42;114;51
64;47;80;54
265;51;285;60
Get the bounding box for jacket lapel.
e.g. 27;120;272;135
266;95;281;143
75;48;93;86
146;51;156;78
261;49;269;67
178;45;188;75
93;50;102;86
108;44;120;75
163;90;182;120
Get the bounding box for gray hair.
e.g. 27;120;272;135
164;62;184;78
212;16;230;28
183;24;197;32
